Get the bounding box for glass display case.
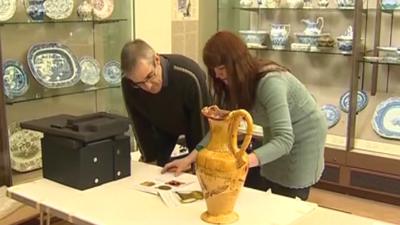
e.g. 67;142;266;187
218;0;400;204
218;0;366;151
0;0;135;186
347;3;400;201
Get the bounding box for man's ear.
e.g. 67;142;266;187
154;53;161;64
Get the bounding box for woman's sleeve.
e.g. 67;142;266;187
253;76;295;165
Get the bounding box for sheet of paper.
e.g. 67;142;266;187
132;172;197;195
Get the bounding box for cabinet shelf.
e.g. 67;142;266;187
361;58;400;65
248;45;353;55
0;18;128;26
381;9;400;14
234;6;363;12
6;85;121;105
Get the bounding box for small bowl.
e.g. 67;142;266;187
337;36;353;52
239;30;268;47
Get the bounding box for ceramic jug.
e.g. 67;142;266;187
301;17;324;35
196;105;253;224
270;24;291;50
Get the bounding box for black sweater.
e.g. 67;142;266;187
121;54;210;163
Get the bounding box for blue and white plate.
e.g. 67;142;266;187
2;60;29;98
321;104;341;128
79;56;100;85
339;90;368;113
372;97;400;140
27;42;81;88
103;60;121;85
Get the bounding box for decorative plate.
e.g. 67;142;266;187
8;122;43;172
27;42;81;89
91;0;114;20
339;90;368;113
372;97;400;140
0;0;17;22
321;104;341;128
103;60;121;85
79;56;100;85
2;60;29;98
43;0;74;20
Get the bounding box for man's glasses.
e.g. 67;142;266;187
131;68;157;89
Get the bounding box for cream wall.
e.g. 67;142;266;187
134;0;172;52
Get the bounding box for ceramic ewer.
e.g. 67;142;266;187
196;105;254;224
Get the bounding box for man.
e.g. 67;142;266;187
120;39;209;166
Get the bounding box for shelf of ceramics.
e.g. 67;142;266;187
233;6;361;11
0;18;127;25
5;85;121;105
362;56;400;65
247;45;353;55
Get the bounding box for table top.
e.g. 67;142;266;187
7;161;394;225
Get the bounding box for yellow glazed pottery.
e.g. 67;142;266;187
196;105;253;224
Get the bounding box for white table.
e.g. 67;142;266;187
7;162;394;225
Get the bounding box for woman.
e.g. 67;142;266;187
162;31;327;200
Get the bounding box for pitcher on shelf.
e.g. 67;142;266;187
301;17;324;35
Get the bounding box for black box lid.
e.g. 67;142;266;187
20;112;130;143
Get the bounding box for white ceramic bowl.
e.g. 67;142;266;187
337;36;353;52
239;30;268;47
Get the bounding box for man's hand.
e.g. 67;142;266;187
161;150;198;176
161;157;192;176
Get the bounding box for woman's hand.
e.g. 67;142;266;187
161;150;198;176
248;152;260;168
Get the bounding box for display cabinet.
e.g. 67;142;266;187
347;1;400;204
218;0;400;205
0;0;135;187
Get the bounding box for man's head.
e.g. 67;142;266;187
121;39;163;94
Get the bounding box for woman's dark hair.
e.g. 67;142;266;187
202;31;287;110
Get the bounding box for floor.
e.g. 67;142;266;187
308;188;400;224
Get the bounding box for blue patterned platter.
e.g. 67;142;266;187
372;97;400;140
79;56;100;86
321;104;341;128
103;60;121;85
2;60;29;98
339;90;368;113
27;42;81;88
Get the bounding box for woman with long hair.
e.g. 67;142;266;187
162;31;327;200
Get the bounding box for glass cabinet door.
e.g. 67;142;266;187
0;0;134;186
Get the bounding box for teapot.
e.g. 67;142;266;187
301;17;324;35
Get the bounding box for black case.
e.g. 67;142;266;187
21;112;131;190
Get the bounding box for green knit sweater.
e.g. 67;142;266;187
198;71;327;188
